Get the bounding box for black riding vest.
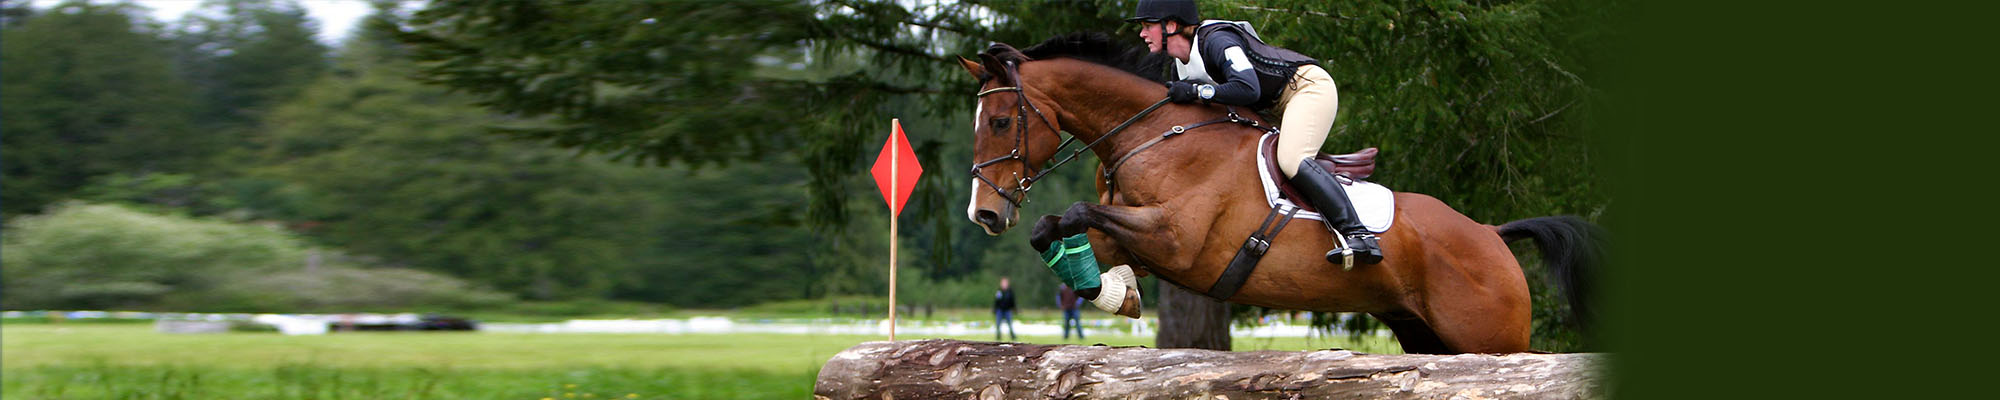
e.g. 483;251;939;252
1194;23;1320;109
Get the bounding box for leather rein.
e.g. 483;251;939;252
970;62;1271;207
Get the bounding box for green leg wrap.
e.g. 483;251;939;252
1041;233;1102;291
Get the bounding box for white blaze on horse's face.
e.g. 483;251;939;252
966;100;983;229
967;179;992;234
966;98;1018;236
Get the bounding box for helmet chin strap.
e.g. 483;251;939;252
1148;24;1167;54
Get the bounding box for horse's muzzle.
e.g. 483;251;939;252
973;208;1015;236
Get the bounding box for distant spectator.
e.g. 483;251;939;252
993;277;1017;341
1059;283;1085;340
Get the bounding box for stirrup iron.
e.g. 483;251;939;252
1320;218;1356;270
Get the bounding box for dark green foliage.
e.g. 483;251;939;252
171;0;330;130
1;2;201;216
395;0;823;168
253;55;814;304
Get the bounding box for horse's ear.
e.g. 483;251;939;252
957;56;989;82
977;53;1011;85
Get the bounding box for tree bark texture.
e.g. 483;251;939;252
814;339;1602;400
1154;280;1232;350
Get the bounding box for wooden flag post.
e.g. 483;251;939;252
870;119;921;342
889;130;898;342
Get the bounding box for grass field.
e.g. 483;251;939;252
3;322;1399;399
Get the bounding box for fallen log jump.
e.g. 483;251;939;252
814;339;1602;399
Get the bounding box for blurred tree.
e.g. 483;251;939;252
0;0;33;28
256;57;651;300
250;17;816;305
170;0;330;131
0;1;201;216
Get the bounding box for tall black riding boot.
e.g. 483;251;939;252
1289;160;1385;266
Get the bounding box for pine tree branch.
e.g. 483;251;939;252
1233;5;1352;20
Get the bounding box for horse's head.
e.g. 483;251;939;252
958;50;1066;236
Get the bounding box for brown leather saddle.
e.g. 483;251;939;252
1259;133;1377;214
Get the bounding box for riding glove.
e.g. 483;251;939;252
1166;80;1203;103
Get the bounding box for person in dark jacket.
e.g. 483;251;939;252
1058;284;1085;340
1129;0;1382;267
993;277;1018;341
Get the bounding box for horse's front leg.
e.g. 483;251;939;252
1030;201;1180;318
1061;202;1182;263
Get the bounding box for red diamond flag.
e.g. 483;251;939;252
871;119;922;217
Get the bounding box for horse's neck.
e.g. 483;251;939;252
1030;62;1204;162
1027;60;1262;201
1051;92;1258;201
1049;90;1246;167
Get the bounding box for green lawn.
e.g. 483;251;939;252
3;322;1398;399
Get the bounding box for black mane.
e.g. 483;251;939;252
982;32;1169;83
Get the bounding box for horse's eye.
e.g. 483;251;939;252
990;117;1011;132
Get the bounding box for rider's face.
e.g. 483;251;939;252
1138;21;1190;61
1139;22;1166;53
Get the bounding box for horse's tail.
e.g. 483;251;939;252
1496;215;1606;330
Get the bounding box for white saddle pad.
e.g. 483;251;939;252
1255;133;1395;233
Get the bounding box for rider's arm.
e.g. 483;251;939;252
1197;31;1263;106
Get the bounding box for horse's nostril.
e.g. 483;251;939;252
974;210;1001;227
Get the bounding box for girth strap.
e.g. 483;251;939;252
1208;204;1299;301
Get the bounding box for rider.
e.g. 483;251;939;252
1128;0;1382;265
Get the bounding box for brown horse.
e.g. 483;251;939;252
958;35;1602;354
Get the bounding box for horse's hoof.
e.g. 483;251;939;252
1114;285;1143;319
1092;265;1138;316
1107;265;1141;318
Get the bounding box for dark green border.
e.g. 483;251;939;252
1600;1;1992;398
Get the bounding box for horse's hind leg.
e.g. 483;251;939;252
1369;312;1453;355
1417;288;1533;353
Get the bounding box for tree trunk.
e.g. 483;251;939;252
1155;279;1231;350
814;339;1603;400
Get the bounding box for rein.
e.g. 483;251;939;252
1100;108;1273;203
970;63;1270;208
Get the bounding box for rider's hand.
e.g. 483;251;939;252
1167;80;1202;103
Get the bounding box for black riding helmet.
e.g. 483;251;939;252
1125;0;1200;26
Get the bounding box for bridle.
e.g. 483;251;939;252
968;61;1175;208
966;69;1060;208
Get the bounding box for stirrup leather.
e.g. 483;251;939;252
1331;232;1356;270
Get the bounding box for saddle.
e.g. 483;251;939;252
1259;133;1377;214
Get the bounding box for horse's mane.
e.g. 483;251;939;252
982;32;1170;84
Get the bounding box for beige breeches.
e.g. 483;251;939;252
1271;64;1338;178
